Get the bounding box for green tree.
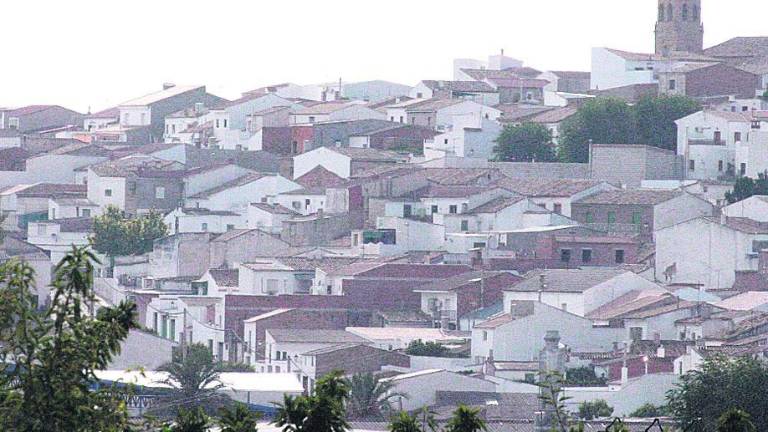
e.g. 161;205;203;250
347;372;404;419
405;339;449;357
667;355;768;432
171;406;210;432
0;246;137;432
493;122;556;162
558;98;636;162
577;400;614;420
717;409;756;432
275;370;350;432
445;405;487;432
634;94;701;151
629;403;668;418
565;367;607;387
91;206;168;257
155;343;228;416
219;403;261;432
725;173;768;203
388;411;425;432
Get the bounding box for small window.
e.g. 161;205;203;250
416;92;423;98
104;189;112;197
305;199;311;207
226;224;235;231
308;116;316;123
585;212;594;223
632;211;642;225
718;160;724;172
201;223;208;232
742;106;749;112
560;249;572;263
668;79;676;90
735;132;742;142
36;224;46;236
561;303;568;311
581;249;592;263
741;163;747;176
390;116;394;121
553;203;562;215
431;205;438;214
482;331;488;341
460;220;469;231
155;186;165;199
607;211;616;224
292;201;301;210
688;159;695;171
444;138;449;145
215;119;220;128
8;118;19;129
449;205;458;214
81;209;91;218
615;249;625;264
223;119;228;128
399;116;404;123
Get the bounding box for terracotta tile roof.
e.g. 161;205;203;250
6;105;64;117
209;268;239;287
405;98;464;112
467;196;526;214
0;147;30;170
90;156;183;178
506;268;629;293
266;329;368;344
549;71;591;80
415;271;522;293
473;313;516;329
722;217;768;234
495;178;605;198
705;37;768;59
495;104;555;122
86;107;120;119
294;165;347;189
460;68;541;81
527;106;578;124
292;101;354;115
250;203;300;215
424;168;496;185
353;263;474;279
330;147;407;162
13;183;86;199
574;189;683;206
415;184;495;199
189;172;271;198
421;80;496;93
489;78;549;89
47;217;94;233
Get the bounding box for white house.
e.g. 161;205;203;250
425;115;502;160
381;370;495;412
503;268;662;318
675;110;753;180
292;146;407;179
590;48;657;91
186;173;302;212
655;216;768;289
27;217;93;263
722;196;768;222
471;301;623;363
290;101;385;125
259;329;369;373
247;203;301;234
163;208;245;234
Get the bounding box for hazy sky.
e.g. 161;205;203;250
3;0;767;112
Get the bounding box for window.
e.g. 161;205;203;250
615;249;625;264
427;116;432;126
693;4;699;19
561;303;568;312
688;159;695;171
292;201;301;210
223;119;228;128
449;205;458;214
482;331;488;341
742;106;749;112
215;119;220;128
460;220;469;231
390;116;394;121
155;186;165;199
682;3;688;20
630;327;643;341
305;198;311;207
585;212;594;223
153;312;158;331
201;223;208;232
8;118;19;129
444;138;449;145
104;189;112;197
560;249;572;263
308;116;316;123
226;224;235;231
632;211;642;225
553;203;562;214
714;131;722;144
399;116;404;123
416;92;423;98
431;205;438;214
169;319;176;341
81;209;91;217
668;79;676;90
171;124;176;134
403;204;412;218
524;373;536;384
741;163;747;176
735;132;742;142
36;224;46;236
607;211;616;224
581;249;592;263
128;182;136;195
718;160;724;172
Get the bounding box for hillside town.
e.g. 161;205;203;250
3;1;768;431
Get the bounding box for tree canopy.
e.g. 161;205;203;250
0;247;137;432
725;173;768;203
493;122;556;162
91;206;168;257
347;372;403;419
558;95;700;162
667;355;768;432
275;370;350;432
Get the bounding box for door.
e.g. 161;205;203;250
714;131;722;144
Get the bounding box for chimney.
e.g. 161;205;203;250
657;344;666;358
163;82;176;90
538;274;546;302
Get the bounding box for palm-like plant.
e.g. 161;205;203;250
445;405;487;432
219;402;262;432
275;394;311;432
171;407;210;432
274;371;349;432
717;409;756;432
347;372;404;419
155;343;228;416
388;411;424;432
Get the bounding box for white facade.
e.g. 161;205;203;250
382;370;495;411
164;209;245;234
273;191;326;216
590;48;656;90
675;111;752;180
655;217;767;289
722;196;768;222
291;105;385;125
292;147;352;179
186;175;302;212
27;221;91;263
48;198;100;220
87;171;127;210
427;115;502;159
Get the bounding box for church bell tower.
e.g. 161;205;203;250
655;0;704;55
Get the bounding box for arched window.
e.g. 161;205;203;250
659;4;665;21
667;3;674;20
682;3;689;20
693;4;699;20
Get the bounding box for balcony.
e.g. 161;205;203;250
688;139;724;146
